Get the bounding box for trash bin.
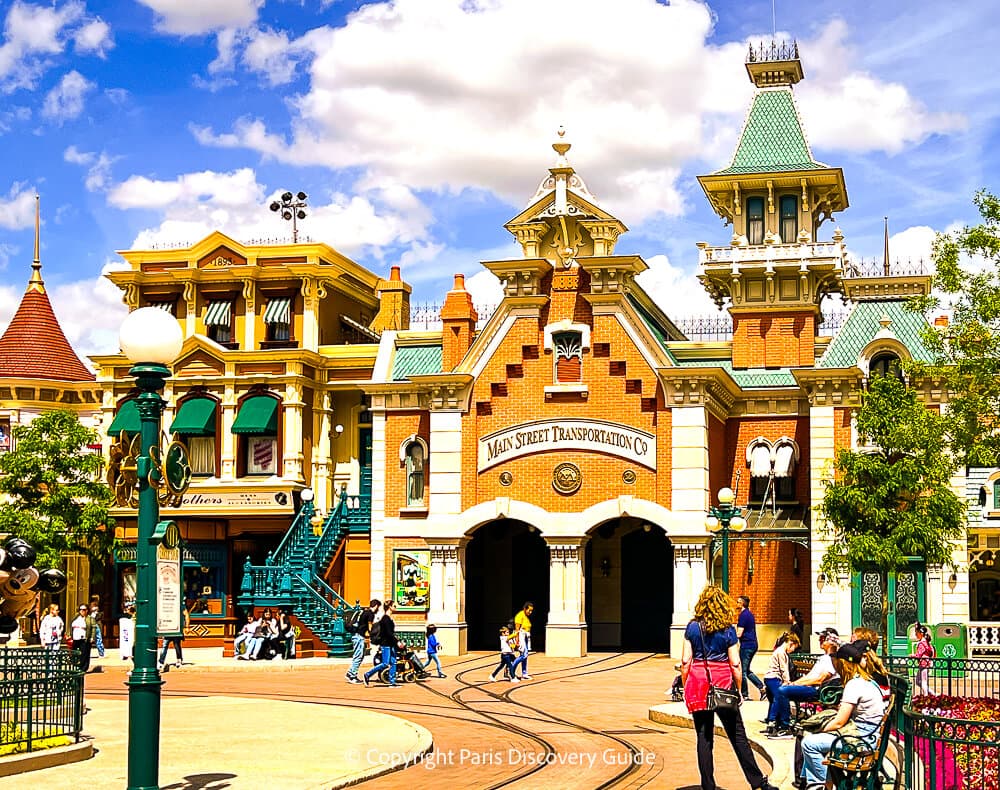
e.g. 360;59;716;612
933;622;967;678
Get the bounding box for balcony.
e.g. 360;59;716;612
697;240;845;269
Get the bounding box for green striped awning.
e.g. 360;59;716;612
204;300;232;326
169;397;217;436
149;301;176;314
108;400;140;435
263;297;291;324
231;396;279;435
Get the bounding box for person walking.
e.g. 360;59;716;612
70;604;95;672
681;585;777;790
158;605;190;669
912;622;936;696
787;609;805;647
119;606;135;661
364;601;400;687
40;603;64;650
423;623;445;678
90;596;105;658
489;623;518;682
347;599;380;683
737;596;765;700
513;601;534;680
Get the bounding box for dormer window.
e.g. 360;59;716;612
204;299;234;345
553;331;583;383
746;197;765;245
779;195;798;243
869;351;902;381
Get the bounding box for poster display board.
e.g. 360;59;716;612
393;549;430;611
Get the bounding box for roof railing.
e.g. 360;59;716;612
746;39;799;64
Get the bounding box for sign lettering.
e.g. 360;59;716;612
478;418;656;472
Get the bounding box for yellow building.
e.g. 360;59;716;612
94;231;409;648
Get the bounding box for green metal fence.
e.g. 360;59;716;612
0;648;84;754
902;706;1000;790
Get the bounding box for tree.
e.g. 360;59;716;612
0;410;117;571
819;375;965;647
912;190;1000;466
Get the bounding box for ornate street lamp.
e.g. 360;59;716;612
705;486;746;594
119;307;184;790
269;191;308;243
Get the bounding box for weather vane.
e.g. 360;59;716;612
269;191;308;243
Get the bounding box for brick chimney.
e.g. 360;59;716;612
370;265;412;332
933;314;949;328
441;273;478;370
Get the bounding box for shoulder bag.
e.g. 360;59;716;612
699;622;741;712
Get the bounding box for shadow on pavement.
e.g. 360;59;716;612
162;773;237;789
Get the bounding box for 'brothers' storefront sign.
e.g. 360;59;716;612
479;418;656;472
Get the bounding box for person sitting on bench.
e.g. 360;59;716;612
799;640;887;790
768;628;841;739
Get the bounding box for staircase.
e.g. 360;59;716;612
236;486;372;656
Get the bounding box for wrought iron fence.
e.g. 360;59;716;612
409;302;496;330
747;39;799;64
902;706;999;790
0;648;84;754
843;257;930;278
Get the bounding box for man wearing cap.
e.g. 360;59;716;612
766;628;841;738
70;604;96;673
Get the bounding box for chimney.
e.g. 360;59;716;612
371;265;412;332
441;273;478;370
934;315;949;328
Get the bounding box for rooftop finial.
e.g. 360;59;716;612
28;194;44;293
552;125;571;165
883;216;890;276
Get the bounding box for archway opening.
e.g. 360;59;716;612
586;517;673;652
466;519;549;652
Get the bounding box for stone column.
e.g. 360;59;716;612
282;381;305;482
428;540;468;655
428;410;463;518
300;278;320;353
545;538;588;658
220;384;236;481
671;541;710;657
312;391;333;512
808;404;840;647
369;408;387;601
671;405;710;533
242;279;256;351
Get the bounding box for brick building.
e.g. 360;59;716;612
363;43;969;658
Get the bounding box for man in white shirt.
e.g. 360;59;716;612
768;628;842;738
70;605;95;672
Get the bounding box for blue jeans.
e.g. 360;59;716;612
739;646;762;697
94;625;105;657
424;652;443;676
774;683;819;727
366;645;396;685
348;633;366;677
801;721;879;784
159;637;183;665
764;677;783;722
491;653;515;678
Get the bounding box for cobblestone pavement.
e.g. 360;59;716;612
81;651;774;789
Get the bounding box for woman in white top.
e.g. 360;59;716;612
119;607;135;660
761;632;800;732
799;640;887;790
39;604;64;650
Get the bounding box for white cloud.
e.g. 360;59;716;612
636;253;719;320
0;105;30;133
0;183;35;230
72;18;112;57
64;145;116;191
107;167;431;257
137;0;263;35
41;69;94;121
46;267;129;358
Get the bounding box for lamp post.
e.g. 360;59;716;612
269;191;308;243
119;307;183;790
705;486;746;594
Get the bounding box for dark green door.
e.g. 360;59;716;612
853;564;926;657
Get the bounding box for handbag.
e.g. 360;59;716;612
698;622;740;712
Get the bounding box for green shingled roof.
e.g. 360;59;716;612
391;344;442;380
676;358;798;388
625;294;679;365
818;300;933;369
715;89;825;175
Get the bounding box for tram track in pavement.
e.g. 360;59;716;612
86;651;676;789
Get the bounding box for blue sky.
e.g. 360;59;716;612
0;0;994;358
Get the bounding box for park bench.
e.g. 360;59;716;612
790;654;844;719
823;672;908;790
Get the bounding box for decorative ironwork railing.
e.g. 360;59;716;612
967;622;1000;657
746;39;799;64
0;648;84;754
671;310;849;341
843;257;930;278
410;301;497;330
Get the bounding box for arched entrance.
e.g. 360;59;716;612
586;517;673;652
466;519;549;651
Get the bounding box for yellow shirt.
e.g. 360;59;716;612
514;610;532;633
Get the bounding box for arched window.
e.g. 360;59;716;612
779;195;798;243
553;331;583;383
870;352;902;381
400;436;427;507
746;197;765;245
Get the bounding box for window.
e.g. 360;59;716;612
403;440;426;506
148;300;177;315
263;297;292;343
995;480;1000;510
188;437;216;476
746;436;799;503
870;352;902;381
751;475;796;502
553;331;583;383
779;196;798;243
170;397;218;475
232;395;280;477
204;300;234;344
746;197;765;245
182;544;227;617
247;437;278;475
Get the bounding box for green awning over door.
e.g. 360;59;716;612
231;396;279;435
107;400;140;435
169;397;217;436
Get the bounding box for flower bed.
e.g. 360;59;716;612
908;695;1000;789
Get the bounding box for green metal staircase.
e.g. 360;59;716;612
236;485;371;656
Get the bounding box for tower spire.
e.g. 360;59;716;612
28;194;44;293
883;216;890;276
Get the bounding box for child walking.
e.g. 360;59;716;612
488;624;518;682
424;624;446;678
913;622;936;696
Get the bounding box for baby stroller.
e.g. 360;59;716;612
669;662;684;701
378;645;430;683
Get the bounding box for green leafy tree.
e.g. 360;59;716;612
819;375;965;646
0;410;117;570
912;190;1000;465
